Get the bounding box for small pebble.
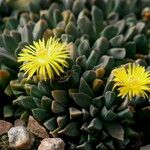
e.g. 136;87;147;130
0;120;13;135
27;116;49;138
8;126;34;149
38;138;65;150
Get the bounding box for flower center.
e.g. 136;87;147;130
127;76;139;89
37;50;49;64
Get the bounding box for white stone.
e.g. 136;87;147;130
38;138;65;150
140;145;150;150
8;126;34;149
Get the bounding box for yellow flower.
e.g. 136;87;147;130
18;37;70;81
112;63;150;100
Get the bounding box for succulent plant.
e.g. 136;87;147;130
5;63;141;149
0;0;150;149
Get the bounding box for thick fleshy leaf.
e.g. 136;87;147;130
104;122;124;141
105;140;115;150
134;34;148;54
78;40;91;57
65;22;79;40
88;134;97;143
86;50;99;69
101;107;117;121
41;96;52;112
61;34;74;43
124;127;139;138
51;100;65;114
57;115;68;128
3;34;18;54
30;85;44;99
72;0;85;15
95;67;105;79
21;24;33;43
13;96;37;109
44;117;57;131
96;143;107;150
58;122;80;137
38;81;51;97
110;35;124;47
76;56;86;70
95;55;114;71
32;108;51;121
93;96;104;108
52;90;69;105
4;85;14;97
108;48;126;59
77;16;93;40
48;3;59;27
82;70;96;84
3;105;14;118
33;19;47;40
117;108;133;119
105;91;116;108
125;41;136;58
87;118;102;131
71;92;92;108
69;43;79;61
89;105;99;117
114;20;125;34
53;9;62;27
79;78;93;97
124;26;136;42
92;6;104;36
92;37;109;57
69;107;82;119
20;111;29;122
101;25;118;40
77;142;92;150
33;97;41;107
82;109;90;121
92;79;103;92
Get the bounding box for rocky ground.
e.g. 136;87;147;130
0;117;65;150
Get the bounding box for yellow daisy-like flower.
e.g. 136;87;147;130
112;63;150;100
18;37;70;81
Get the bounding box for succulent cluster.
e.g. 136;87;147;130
0;0;150;149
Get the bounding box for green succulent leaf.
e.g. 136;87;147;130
79;78;93;97
86;50;99;69
13;96;37;109
71;92;92;108
92;6;104;36
96;143;107;150
33;19;47;40
101;106;117;121
52;90;69;106
41;96;52;112
93;96;104;108
87;118;102;131
3;105;14;118
57;115;68;128
105;91;116;108
76;142;93;150
58;122;80;137
30;85;44;99
101;25;118;40
104;122;124;141
51;100;66;114
117;108;133;119
44;117;57;131
69;107;82;119
32;108;51;121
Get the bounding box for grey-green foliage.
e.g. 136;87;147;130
5;62;139;149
